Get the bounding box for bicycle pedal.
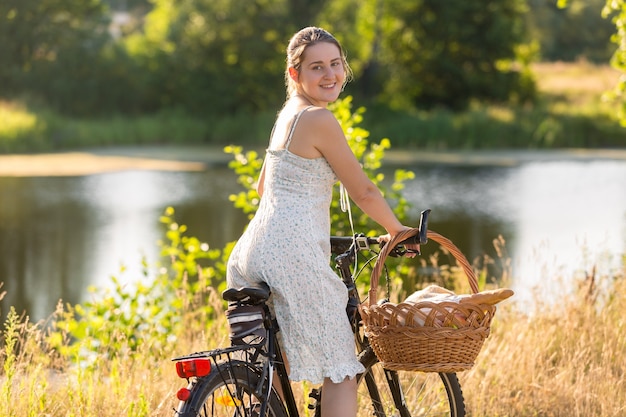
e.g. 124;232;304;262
307;388;321;410
308;388;320;400
308;389;322;417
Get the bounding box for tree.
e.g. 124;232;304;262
316;0;387;99
527;0;614;63
288;0;329;29
376;0;532;110
123;0;296;115
0;0;109;96
1;0;540;118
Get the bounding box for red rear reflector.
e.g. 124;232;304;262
177;387;192;401
176;358;212;378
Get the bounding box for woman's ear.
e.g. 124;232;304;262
288;67;299;82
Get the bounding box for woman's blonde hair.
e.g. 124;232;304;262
285;27;353;98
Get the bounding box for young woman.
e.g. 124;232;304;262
227;27;418;417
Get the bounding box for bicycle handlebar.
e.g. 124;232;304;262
330;209;431;255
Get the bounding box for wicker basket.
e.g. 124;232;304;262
359;228;496;373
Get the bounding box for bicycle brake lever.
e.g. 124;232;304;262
381;209;431;255
387;245;402;257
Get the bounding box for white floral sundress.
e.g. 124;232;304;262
226;107;365;384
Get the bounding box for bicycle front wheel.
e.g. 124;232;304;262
357;348;465;417
175;361;287;417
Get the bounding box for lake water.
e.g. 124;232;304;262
1;153;625;320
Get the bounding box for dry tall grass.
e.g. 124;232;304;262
2;252;625;416
462;264;626;416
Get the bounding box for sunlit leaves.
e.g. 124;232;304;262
225;145;265;218
601;0;626;125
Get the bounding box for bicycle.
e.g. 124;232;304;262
171;209;466;417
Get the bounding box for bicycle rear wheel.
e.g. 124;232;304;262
175;361;287;417
357;348;465;417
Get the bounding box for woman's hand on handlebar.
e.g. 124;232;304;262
378;227;420;258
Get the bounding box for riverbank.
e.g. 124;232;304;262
1;145;626;177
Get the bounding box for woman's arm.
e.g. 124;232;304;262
303;108;406;235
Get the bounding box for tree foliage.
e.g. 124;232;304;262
123;0;292;115
0;0;109;96
1;0;536;117
0;0;626;123
3;0;626;123
528;0;614;63
602;0;626;124
376;0;532;110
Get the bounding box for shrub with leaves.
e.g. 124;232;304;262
48;207;228;363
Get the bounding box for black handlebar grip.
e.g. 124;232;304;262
418;209;431;245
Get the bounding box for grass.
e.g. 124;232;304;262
0;101;277;153
532;61;621;106
0;62;624;154
0;101;48;152
1;245;625;416
462;264;626;416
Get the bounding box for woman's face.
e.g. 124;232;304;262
292;42;345;107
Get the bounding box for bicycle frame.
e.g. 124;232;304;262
333;236;417;417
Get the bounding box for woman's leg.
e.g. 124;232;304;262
321;377;357;417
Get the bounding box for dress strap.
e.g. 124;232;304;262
285;106;313;150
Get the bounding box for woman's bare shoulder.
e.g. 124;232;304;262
299;106;342;133
303;105;334;119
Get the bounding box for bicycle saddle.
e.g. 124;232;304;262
222;283;271;304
